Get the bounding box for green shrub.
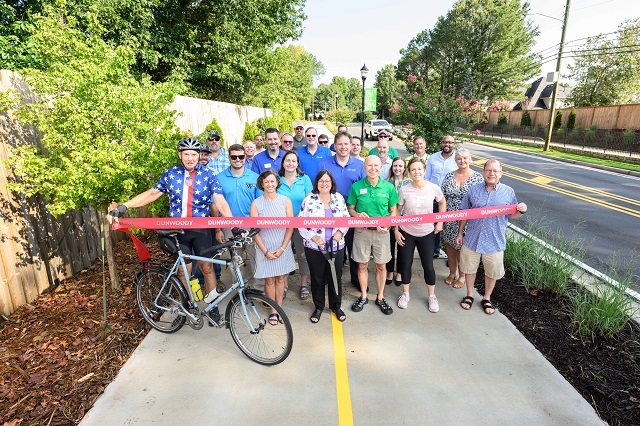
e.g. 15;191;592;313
567;108;576;129
497;113;508;125
623;128;635;145
242;120;261;143
571;125;584;140
556;126;566;139
585;125;597;142
326;108;356;128
565;285;635;341
520;110;532;126
553;110;562;128
604;132;613;144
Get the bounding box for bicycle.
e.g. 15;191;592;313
134;228;293;366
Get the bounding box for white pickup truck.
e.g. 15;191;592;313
364;119;393;141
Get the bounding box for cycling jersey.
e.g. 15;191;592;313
154;164;222;217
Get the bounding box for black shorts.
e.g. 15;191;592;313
176;229;213;264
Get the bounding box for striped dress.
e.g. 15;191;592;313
254;194;296;279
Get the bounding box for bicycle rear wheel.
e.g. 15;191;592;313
227;292;293;365
136;269;187;333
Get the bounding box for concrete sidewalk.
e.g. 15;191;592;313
80;254;603;425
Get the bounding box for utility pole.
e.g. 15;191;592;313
544;0;571;151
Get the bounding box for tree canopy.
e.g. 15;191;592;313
566;19;640;107
397;0;540;102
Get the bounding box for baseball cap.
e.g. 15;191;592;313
294;122;304;129
378;129;390;137
208;130;220;139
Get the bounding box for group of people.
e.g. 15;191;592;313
108;124;527;325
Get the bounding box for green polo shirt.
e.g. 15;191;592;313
347;177;399;217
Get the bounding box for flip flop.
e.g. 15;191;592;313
300;286;310;300
444;274;456;285
453;279;465;289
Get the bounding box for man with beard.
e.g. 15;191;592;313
205;130;230;176
251;128;286;174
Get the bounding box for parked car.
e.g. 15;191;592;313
364;120;393;141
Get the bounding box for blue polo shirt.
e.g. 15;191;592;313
460;182;518;254
215;167;262;216
277;174;313;214
317;156;366;201
251;149;285;174
297;145;333;180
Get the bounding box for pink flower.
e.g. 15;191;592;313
406;123;412;129
475;129;481;136
389;107;398;113
471;138;475;142
408;74;417;83
407;106;415;111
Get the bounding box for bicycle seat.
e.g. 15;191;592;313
157;229;184;237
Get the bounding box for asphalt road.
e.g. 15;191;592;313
464;142;640;290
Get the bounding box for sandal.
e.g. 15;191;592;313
332;307;346;322
481;299;495;315
300;286;310;300
453;279;465;289
310;309;322;323
385;278;393;285
268;313;280;326
460;296;474;310
444;274;456;285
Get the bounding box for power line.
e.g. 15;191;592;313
533;25;640;56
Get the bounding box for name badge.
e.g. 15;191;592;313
360;188;367;194
264;164;271;169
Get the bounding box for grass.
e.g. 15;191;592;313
505;223;636;341
460;136;640;173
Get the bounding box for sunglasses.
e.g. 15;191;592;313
282;140;294;144
208;137;220;142
229;154;245;160
295;127;304;130
378;135;388;138
305;134;317;138
318;140;329;145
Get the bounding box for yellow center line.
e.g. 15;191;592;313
332;314;353;426
472;155;640;207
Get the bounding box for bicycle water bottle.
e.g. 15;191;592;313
189;278;203;302
204;284;225;304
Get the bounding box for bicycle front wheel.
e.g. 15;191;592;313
136;270;187;333
227;293;293;365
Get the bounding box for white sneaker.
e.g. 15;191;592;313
428;295;439;313
439;249;448;259
397;292;410;309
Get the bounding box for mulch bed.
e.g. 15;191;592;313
1;234;639;425
481;272;640;426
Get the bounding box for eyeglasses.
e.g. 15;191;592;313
208;137;220;142
318;179;332;185
484;169;502;174
230;154;246;160
305;134;316;138
318;140;329;145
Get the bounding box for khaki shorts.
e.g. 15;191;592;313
351;228;392;264
459;245;505;280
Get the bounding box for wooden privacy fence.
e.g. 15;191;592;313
476;104;640;130
0;70;271;316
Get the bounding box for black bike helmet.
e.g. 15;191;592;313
177;137;202;152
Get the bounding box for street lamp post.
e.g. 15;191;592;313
335;92;339;127
360;64;368;144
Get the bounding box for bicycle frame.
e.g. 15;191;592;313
152;233;260;331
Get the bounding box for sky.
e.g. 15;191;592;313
295;0;640;88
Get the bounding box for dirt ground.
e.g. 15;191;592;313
1;233;639;425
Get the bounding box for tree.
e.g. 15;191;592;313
520;110;531;126
3;10;180;289
566;19;640;107
397;0;540;102
0;0;308;103
392;74;473;152
374;64;403;119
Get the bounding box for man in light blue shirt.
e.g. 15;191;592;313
297;126;333;180
216;143;263;286
456;159;528;315
205;130;230;175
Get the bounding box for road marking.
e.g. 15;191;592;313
332;314;353;426
471;156;640;218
